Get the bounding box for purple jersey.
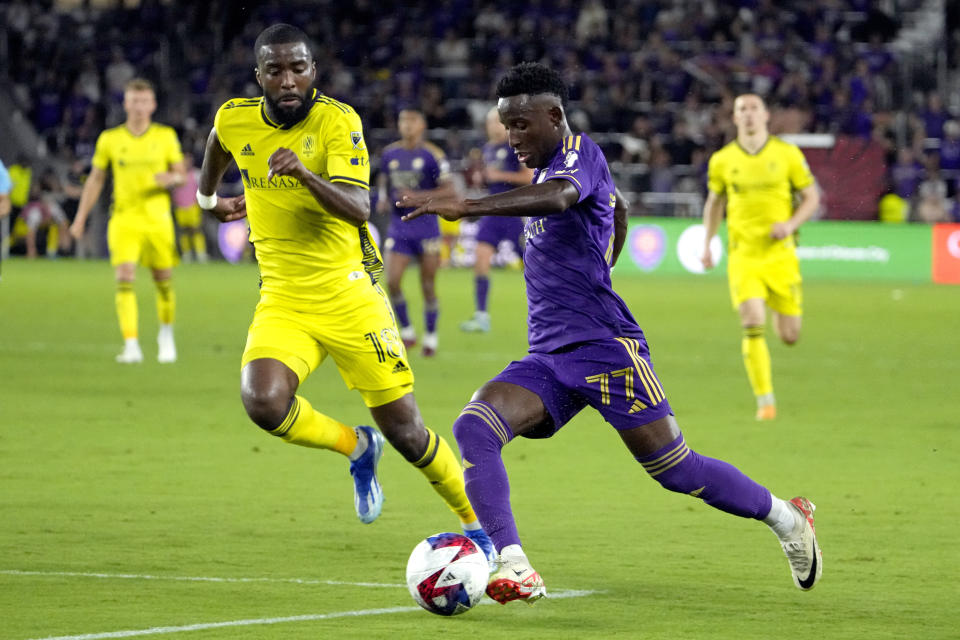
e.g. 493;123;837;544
382;141;449;239
482;141;521;194
523;133;644;352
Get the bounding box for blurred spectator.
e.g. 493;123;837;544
939;120;960;195
920;92;953;141
890;147;924;202
915;160;950;223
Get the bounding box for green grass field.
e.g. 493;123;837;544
1;258;958;639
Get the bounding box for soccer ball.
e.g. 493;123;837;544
405;532;489;616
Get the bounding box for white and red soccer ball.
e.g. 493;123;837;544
405;532;488;616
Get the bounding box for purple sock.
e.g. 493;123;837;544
452;400;518;551
475;276;490;313
636;434;772;519
391;295;410;328
425;301;439;333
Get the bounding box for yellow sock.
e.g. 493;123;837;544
742;326;773;397
268;395;358;456
193;230;207;257
155;279;176;325
178;233;191;257
414;427;477;524
115;282;138;339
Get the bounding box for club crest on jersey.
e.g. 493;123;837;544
564;150;579;168
301;134;316;158
351;131;365;150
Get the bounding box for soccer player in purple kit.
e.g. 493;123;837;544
461;107;534;333
376;109;456;357
402;63;822;605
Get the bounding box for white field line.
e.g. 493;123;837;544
0;569;402;589
27;592;598;640
5;569;599;640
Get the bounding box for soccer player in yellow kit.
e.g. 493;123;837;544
701;94;820;421
195;24;494;555
71;78;186;364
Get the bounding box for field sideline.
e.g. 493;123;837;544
1;258;957;639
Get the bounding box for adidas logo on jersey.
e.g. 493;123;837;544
392;360;409;373
240;143;254;156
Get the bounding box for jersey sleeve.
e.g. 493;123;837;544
325;110;370;190
212;104;232;154
426;144;451;183
91;131;112;171
788;145;815;190
539;134;596;203
0;162;11;195
706;151;725;195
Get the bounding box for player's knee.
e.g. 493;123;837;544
779;325;800;345
241;386;291;431
382;423;426;462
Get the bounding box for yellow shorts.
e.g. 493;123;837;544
175;204;202;228
439;217;460;237
108;215;178;269
728;251;802;316
242;280;415;407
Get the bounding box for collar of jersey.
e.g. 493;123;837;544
260;89;318;130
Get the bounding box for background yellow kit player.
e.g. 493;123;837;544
71;78;186;364
701;94;820;420
194;23;494;555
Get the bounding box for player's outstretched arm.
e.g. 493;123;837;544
198;128;246;222
267;147;370;227
70;166;107;240
611;186;630;267
700;190;726;270
401;179;579;222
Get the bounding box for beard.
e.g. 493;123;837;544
264;92;311;126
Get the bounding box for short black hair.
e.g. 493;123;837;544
496;62;568;107
254;23;312;61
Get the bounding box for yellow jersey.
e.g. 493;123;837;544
91;123;183;221
213;89;381;306
707;136;814;256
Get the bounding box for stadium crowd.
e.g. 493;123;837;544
2;0;960;258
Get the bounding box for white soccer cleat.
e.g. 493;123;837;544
115;340;144;364
399;324;417;348
157;326;177;363
422;332;438;357
781;496;822;590
486;555;546;605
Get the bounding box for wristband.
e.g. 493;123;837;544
196;190;218;209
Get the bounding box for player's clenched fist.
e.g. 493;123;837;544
267;147;306;181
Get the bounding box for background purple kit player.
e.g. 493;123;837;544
382;145;444;241
494;133;673;434
477;141;525;250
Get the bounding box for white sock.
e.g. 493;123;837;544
499;544;527;562
462;520;482;532
348;427;369;462
764;496;801;540
757;392;775;408
158;324;174;340
124;337;141;350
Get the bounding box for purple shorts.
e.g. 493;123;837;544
492;336;673;438
385;230;442;256
475;216;525;253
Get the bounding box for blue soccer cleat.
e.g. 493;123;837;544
349;426;385;524
462;527;497;566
